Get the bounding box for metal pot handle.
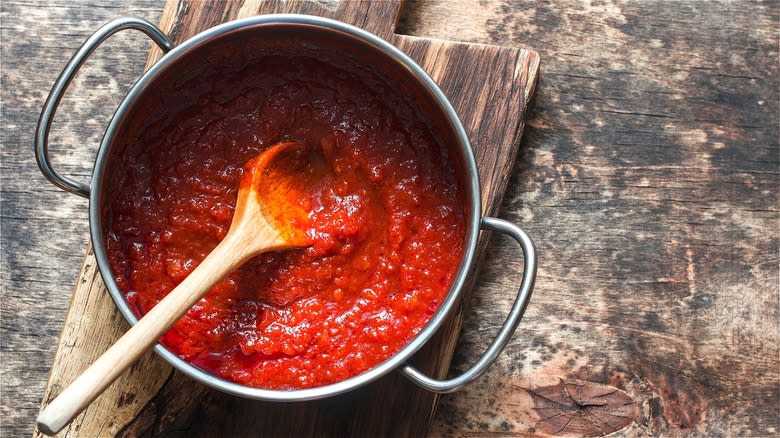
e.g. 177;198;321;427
400;216;537;393
35;17;174;198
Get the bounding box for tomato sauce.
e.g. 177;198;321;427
104;52;465;389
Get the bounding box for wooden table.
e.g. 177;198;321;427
2;1;777;436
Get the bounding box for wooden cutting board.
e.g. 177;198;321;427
35;1;539;436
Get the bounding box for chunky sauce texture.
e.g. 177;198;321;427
105;53;465;389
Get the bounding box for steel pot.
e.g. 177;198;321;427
36;15;537;401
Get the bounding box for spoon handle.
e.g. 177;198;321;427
37;141;300;435
36;232;250;435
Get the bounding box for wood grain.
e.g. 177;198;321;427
2;2;168;436
400;1;779;437
4;1;778;437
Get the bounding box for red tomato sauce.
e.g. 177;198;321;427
104;53;465;389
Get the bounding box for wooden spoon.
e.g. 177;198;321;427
37;140;317;435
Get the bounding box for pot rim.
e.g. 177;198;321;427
90;14;481;401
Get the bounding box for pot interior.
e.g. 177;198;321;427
93;18;479;398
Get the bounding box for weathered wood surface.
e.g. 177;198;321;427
2;1;778;437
